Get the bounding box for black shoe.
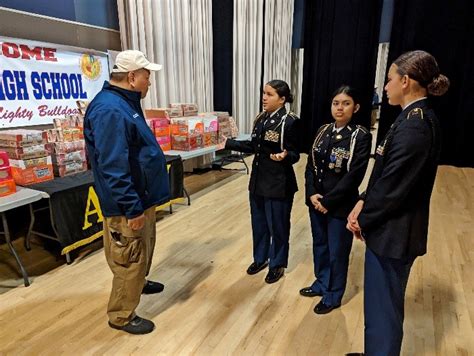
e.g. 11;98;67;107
313;300;341;314
246;261;268;275
345;353;364;356
142;280;165;294
108;315;155;334
299;287;322;297
265;267;285;284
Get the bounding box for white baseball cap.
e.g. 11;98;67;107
112;50;162;73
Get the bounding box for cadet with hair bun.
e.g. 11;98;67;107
347;50;450;356
222;79;300;284
301;85;371;315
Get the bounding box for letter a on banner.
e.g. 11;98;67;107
83;186;104;230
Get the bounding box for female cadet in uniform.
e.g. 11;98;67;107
222;80;300;284
347;51;449;356
301;86;371;314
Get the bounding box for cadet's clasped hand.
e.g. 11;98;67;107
270;149;288;161
347;200;365;241
310;193;328;214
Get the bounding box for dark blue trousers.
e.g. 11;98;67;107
249;193;294;268
364;247;415;356
308;208;353;306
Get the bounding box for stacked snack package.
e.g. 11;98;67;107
0;129;54;185
213;111;234;138
145;109;171;151
166;106;184;118
48;115;88;177
170;117;204;151
199;113;219;147
170;103;198;117
76;100;89;116
228;116;239;138
0;151;16;196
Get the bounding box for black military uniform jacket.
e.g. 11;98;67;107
358;99;441;259
225;107;300;199
305;122;371;218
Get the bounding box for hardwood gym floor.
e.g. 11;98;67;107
0;157;472;355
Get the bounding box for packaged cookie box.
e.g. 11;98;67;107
53;161;88;177
10;156;54;185
151;117;170;127
62;128;83;142
76;100;89;116
170;103;198;117
53;116;82;129
171;134;203;151
0;151;10;168
170;117;204;136
145;109;170;120
151;118;170;137
0;166;13;181
52;150;86;165
0;179;16;197
0;129;48;148
217;116;238;138
46;128;63;143
203;132;218;147
1;144;51;160
217;120;232;138
53;141;85;154
212;111;230;118
156;136;171;151
201;115;218;132
149;107;182;118
154;126;170;137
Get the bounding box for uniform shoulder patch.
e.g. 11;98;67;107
318;123;331;134
356;125;369;134
287;111;299;120
255;111;266;120
407;107;424;120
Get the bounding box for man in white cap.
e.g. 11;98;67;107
84;50;169;334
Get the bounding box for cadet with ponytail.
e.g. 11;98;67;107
347;50;449;355
222;79;300;284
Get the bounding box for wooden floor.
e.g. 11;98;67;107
0;157;472;355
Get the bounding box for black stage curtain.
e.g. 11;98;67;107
292;0;306;49
378;0;474;167
212;0;233;115
300;0;383;152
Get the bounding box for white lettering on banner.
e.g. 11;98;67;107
0;36;109;128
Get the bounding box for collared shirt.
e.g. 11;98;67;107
268;107;284;118
332;124;347;133
403;97;427;110
265;106;285;118
264;106;285;125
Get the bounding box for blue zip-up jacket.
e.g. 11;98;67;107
84;81;170;219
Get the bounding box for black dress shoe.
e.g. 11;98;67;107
142;280;165;294
299;287;322;297
246;261;269;275
314;300;340;314
108;315;155;334
345;353;364;356
265;267;284;284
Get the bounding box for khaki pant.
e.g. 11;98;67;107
103;206;156;326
